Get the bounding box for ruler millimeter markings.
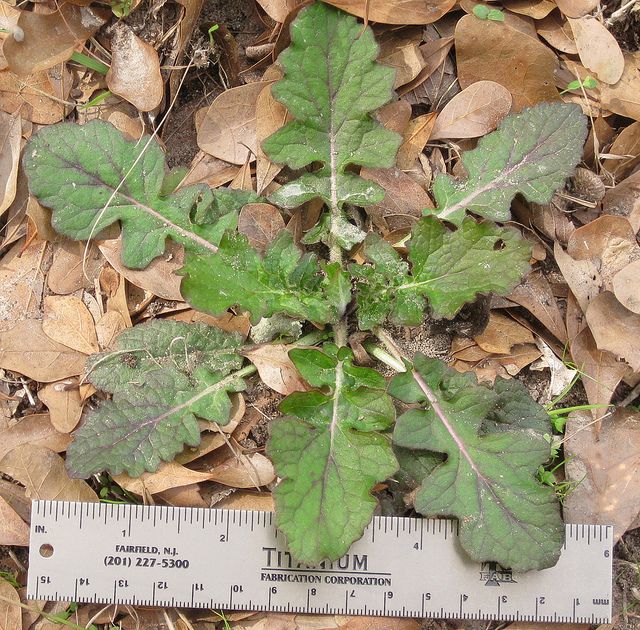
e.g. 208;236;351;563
28;501;612;623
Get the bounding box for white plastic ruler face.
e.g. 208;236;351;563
28;501;612;624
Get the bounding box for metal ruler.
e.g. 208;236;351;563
28;500;613;624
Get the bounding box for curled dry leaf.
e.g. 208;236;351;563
0;240;47;332
0;444;98;502
396;112;437;169
99;237;184;301
38;381;83;434
42;295;99;355
360;167;433;232
376;100;412;134
536;13;578;55
0;578;21;629
95;310;128;350
613;259;640;314
4;4;107;76
570;328;628;423
0;414;70;462
602;171;640;233
586;291;640;371
378;28;425;89
455;16;559;111
508;270;567;343
106;24;163;112
209;452;276;488
243;344;309;395
0;319;87;382
114;461;217;496
473;312;534;355
238;204;286;254
564;409;640;540
0;111;20;217
198;82;270;165
0;495;29;546
600;52;640;122
256;82;289;194
567;17;624;85
323;0;457;24
430;81;512;140
603;121;640;180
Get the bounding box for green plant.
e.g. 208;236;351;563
24;1;587;571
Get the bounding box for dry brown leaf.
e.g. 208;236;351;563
0;414;70;462
256;0;304;22
4;5;106;76
114;461;216;496
256;82;289;194
106;23;163;112
567;17;624;85
0;579;21;630
378;28;425;89
570;328;628;423
360;167;432;232
506;0;556;19
474;312;535;354
564;409;640;541
243;344;309;395
238;204;286;254
396;112;437;169
172;309;251;339
216;490;274;511
600;52;640;121
99;237;183;301
209;452;275;488
48;239;103;295
94;310;127;350
175;431;226;466
198;82;270;165
430;80;512;140
602;120;640;180
555;0;597;17
156;483;208;508
455;16;559;111
42;295;99;355
0;111;20;217
0;494;28;546
0;239;47;332
376;100;412;134
399;35;454;98
586;291;640;371
323;0;456;24
613;259;640;314
337;617;422;630
0;68;65;124
508;270;567;343
0;444;98;502
0;318;87;382
38;380;83;434
536;12;578;54
602;171;640;233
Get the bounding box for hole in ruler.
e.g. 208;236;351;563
39;544;54;558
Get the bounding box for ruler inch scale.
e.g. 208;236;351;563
28;500;612;623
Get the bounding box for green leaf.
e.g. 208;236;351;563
180;230;349;324
429;103;587;226
472;4;490;19
24;120;257;268
351;216;531;328
267;345;398;562
487;9;505;21
67;367;247;478
87;319;245;391
262;2;402;247
391;354;564;571
67;320;248;479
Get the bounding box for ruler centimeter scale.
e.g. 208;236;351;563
28;500;613;624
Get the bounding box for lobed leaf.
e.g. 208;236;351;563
267;344;398;563
67;320;247;479
430;103;588;226
390;354;564;571
180;230;350;325
24;120;258;268
351;216;531;328
262;2;402;246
